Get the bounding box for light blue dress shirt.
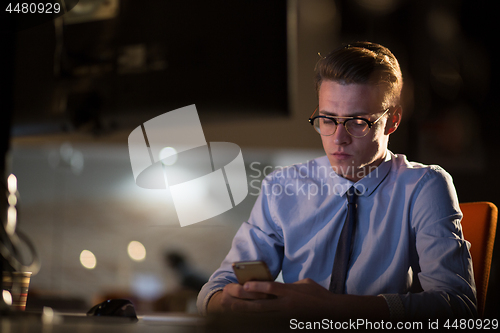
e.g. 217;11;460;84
197;151;477;319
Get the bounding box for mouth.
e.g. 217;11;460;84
332;152;352;160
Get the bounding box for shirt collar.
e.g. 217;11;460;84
355;152;392;197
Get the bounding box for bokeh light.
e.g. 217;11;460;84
2;290;12;306
127;241;146;262
80;250;97;269
7;174;17;193
159;147;178;166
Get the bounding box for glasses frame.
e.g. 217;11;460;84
308;107;391;138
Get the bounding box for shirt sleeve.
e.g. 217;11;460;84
196;175;284;315
395;166;477;319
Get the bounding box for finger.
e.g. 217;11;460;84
224;283;270;300
293;278;320;285
243;281;287;296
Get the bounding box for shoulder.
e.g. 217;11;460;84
388;152;460;220
389;152;454;186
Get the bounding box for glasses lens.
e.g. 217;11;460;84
313;117;336;136
345;119;369;137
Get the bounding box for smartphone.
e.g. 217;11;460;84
232;260;273;285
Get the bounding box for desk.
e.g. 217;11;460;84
0;312;206;333
0;311;297;332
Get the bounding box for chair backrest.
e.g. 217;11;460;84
459;202;497;317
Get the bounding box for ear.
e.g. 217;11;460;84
385;106;402;135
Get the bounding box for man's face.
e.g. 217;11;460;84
318;80;394;182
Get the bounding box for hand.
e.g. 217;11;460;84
207;282;272;314
208;278;336;317
207;278;389;319
239;278;337;317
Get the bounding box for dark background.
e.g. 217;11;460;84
9;0;289;136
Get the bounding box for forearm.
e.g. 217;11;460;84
206;290;223;314
329;294;390;320
196;277;232;315
399;290;477;319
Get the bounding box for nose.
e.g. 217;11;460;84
333;122;351;145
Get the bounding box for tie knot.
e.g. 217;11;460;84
346;186;357;204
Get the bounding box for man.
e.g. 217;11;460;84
197;42;476;320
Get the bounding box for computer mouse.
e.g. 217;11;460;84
86;299;137;321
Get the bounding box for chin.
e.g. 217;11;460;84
329;161;358;178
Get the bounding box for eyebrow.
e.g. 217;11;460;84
318;110;370;117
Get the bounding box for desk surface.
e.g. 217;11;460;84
0;312;207;333
0;311;295;332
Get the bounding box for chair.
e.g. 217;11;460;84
459;202;498;317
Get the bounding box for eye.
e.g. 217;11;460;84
349;119;367;127
321;117;335;124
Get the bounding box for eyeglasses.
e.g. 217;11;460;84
308;107;390;138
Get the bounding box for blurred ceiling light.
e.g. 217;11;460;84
8;194;17;206
7;174;17;194
127;241;146;262
355;0;400;14
80;250;97;269
159;147;178;166
2;290;12;306
6;206;17;236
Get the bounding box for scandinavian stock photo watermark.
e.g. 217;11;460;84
247;161;380;199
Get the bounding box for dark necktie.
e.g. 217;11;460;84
329;186;357;294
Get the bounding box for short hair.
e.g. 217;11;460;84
315;41;403;107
